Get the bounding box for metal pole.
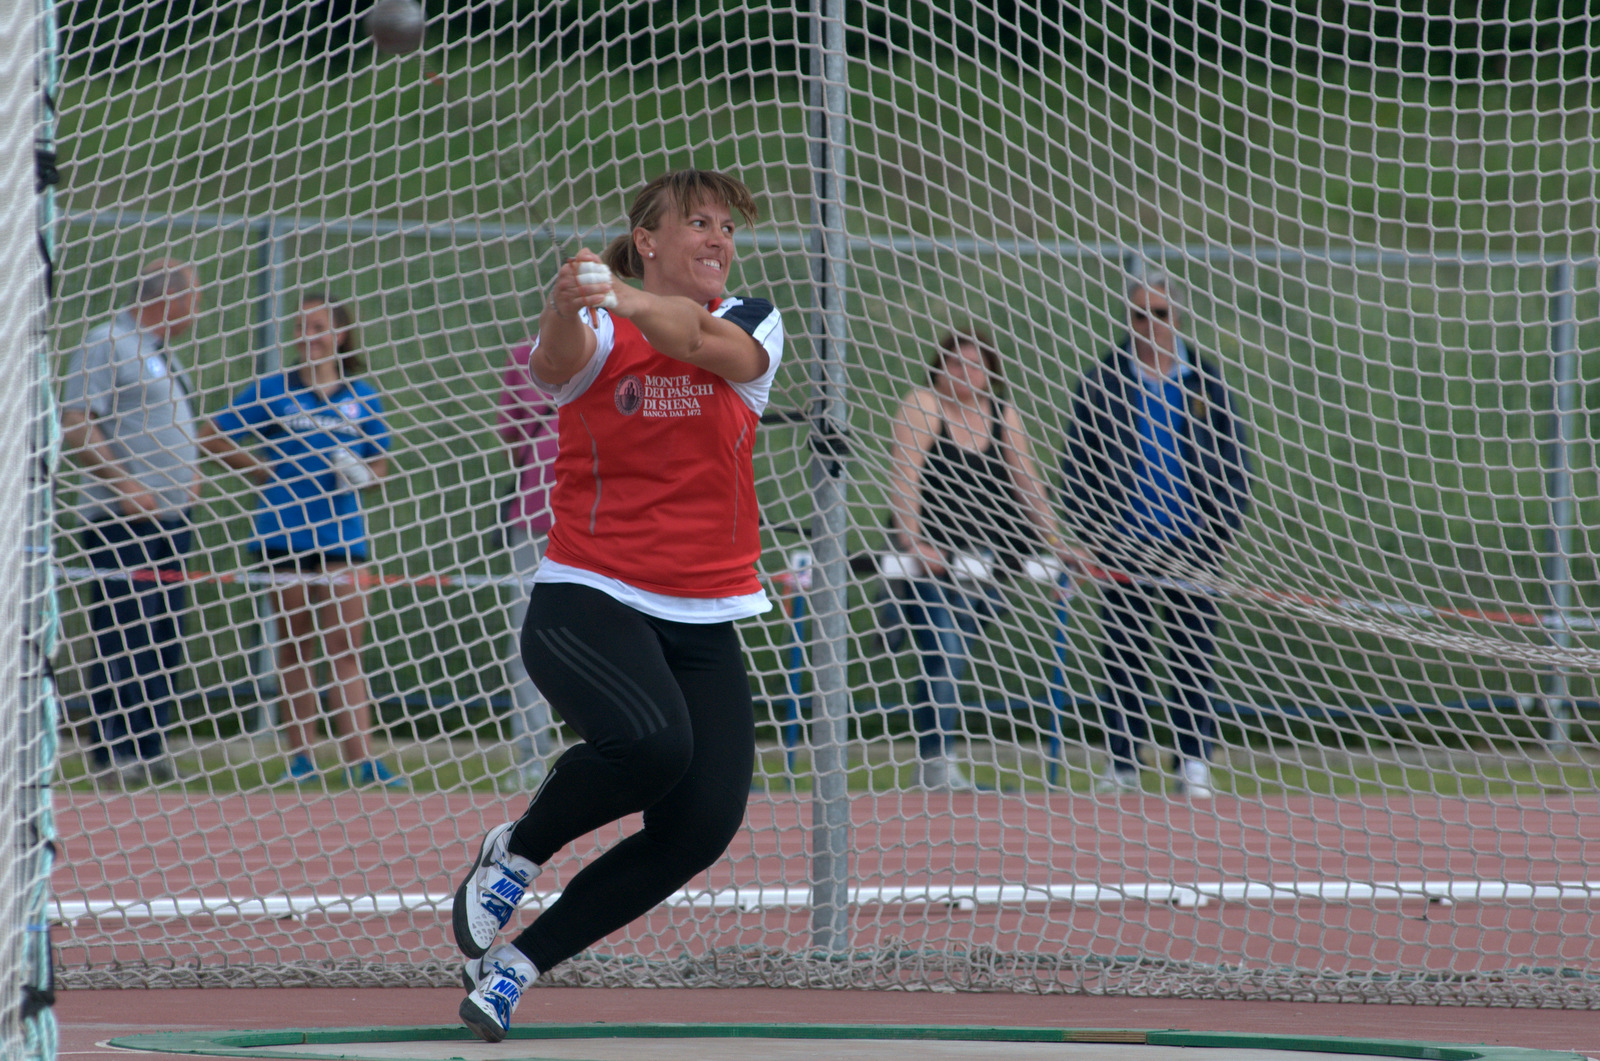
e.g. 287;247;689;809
807;0;852;956
247;219;285;731
1542;261;1576;749
252;219;285;375
22;1;61;1052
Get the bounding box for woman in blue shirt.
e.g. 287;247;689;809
207;295;400;788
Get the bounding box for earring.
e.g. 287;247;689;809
648;252;655;259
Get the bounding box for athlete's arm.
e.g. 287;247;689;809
609;279;768;384
531;254;605;387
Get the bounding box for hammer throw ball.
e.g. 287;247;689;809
576;262;619;309
365;0;425;55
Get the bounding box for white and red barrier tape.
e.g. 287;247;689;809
51;558;1596;638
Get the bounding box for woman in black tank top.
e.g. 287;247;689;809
886;328;1070;790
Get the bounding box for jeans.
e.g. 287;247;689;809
1098;578;1219;771
81;516;192;767
901;577;993;761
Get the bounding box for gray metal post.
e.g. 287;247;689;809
806;0;852;956
252;218;285;375
248;218;285;730
1542;261;1576;749
23;2;62;1050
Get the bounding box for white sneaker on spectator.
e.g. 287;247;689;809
101;759;154;789
1177;759;1214;800
146;757;181;786
1094;766;1139;794
917;755;977;792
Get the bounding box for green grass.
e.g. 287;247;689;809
45;37;1600;794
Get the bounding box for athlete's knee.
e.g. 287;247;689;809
659;787;749;872
678;822;744;878
615;724;694;801
695;806;747;866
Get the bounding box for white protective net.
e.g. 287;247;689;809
6;0;58;1054
49;0;1600;1005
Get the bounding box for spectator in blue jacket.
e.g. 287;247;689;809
1060;274;1252;800
201;295;400;788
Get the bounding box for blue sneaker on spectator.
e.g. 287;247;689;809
350;759;406;788
278;753;317;785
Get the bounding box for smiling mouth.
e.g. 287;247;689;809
696;258;724;272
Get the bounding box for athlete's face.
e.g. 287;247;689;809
940;341;988;402
637;197;735;304
297;303;341;367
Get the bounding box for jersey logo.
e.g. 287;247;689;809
642;373;713;418
614;374;643;416
144;355;167;379
339;401;363;420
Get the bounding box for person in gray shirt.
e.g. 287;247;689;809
60;259;204;787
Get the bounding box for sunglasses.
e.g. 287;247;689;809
1131;306;1171;324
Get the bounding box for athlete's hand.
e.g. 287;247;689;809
551;250;617;321
591;263;646;319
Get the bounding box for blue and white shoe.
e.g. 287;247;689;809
458;943;537;1043
452;821;540;959
460;953;484;993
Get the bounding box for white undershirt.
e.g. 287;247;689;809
535;558;772;623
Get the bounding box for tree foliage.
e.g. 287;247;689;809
59;0;1600;84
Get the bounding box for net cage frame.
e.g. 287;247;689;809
39;0;1600;1007
5;0;62;1052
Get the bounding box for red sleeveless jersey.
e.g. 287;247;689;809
544;311;764;597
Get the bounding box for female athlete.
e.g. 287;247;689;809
452;169;785;1042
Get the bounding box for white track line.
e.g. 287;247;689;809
52;879;1600;922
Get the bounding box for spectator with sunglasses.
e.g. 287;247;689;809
1060;273;1252;799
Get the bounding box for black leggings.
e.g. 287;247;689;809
504;581;755;974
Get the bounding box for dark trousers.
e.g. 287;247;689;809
1098;577;1219;770
507;582;754;975
81;517;192;767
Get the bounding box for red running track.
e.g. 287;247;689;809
51;791;1600;977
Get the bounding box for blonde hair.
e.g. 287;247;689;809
601;170;759;280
